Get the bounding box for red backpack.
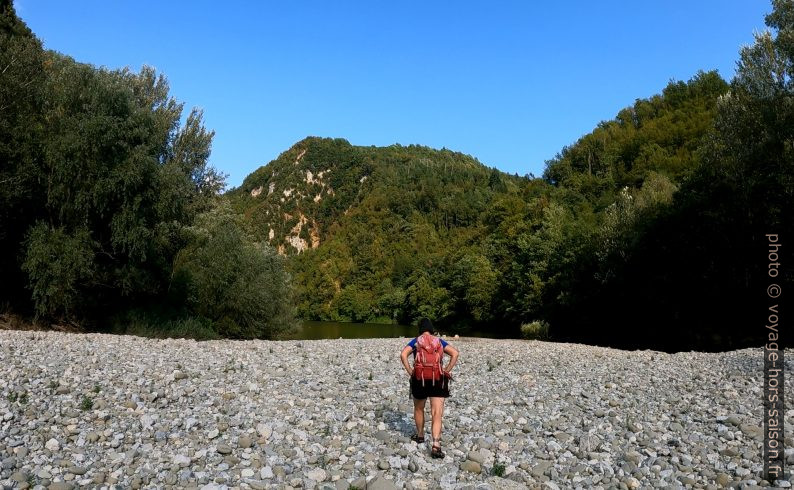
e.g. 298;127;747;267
413;332;445;387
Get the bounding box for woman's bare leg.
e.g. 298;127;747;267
430;397;445;444
413;398;426;436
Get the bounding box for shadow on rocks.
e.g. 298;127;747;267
381;408;415;437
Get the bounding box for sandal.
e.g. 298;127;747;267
410;434;425;443
430;439;444;459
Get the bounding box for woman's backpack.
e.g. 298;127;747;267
413;332;445;387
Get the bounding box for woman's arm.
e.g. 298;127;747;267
400;346;413;376
443;344;459;373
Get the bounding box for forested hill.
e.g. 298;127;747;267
228;138;521;254
227;70;751;347
227;138;526;324
4;0;790;351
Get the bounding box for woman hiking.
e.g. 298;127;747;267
400;318;459;458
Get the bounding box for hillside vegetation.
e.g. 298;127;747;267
0;1;298;339
227;139;527;326
227;62;785;351
2;0;791;350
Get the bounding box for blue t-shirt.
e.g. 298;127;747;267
407;337;448;358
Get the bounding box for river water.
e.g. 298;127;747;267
282;320;517;340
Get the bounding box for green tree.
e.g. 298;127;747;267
173;203;298;339
403;271;452;324
449;253;497;323
0;0;46;308
21;224;94;319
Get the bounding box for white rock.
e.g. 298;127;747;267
45;438;60;451
140;414;154;430
307;467;327;482
256;423;272;439
173;454;191;467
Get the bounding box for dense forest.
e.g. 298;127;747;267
0;0;298;340
2;0;792;350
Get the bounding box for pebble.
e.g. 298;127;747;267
0;330;785;489
467;450;485;464
307;467;327;482
460;460;482;473
49;483;75;490
716;473;733;486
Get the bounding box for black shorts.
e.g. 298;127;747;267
410;376;450;400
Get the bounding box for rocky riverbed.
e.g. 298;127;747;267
0;330;792;489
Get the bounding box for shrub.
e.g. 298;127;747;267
79;395;93;411
520;320;550;340
111;310;220;341
22;224;94;318
173;203;299;339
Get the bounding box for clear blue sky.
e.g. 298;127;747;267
16;1;769;188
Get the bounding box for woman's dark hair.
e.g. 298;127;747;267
418;317;434;335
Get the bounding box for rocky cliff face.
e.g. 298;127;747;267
229;136;504;256
229;137;371;254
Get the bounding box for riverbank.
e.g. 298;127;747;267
0;330;791;489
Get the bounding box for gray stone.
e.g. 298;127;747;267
624;451;642;465
174;454;191;467
48;483;75;490
721;447;739;457
10;471;28;483
740;423;763;440
1;456;16;469
467;450;485;464
367;476;399;490
461;460;482;474
307;467;327;482
725;415;741;426
532;460;553;478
